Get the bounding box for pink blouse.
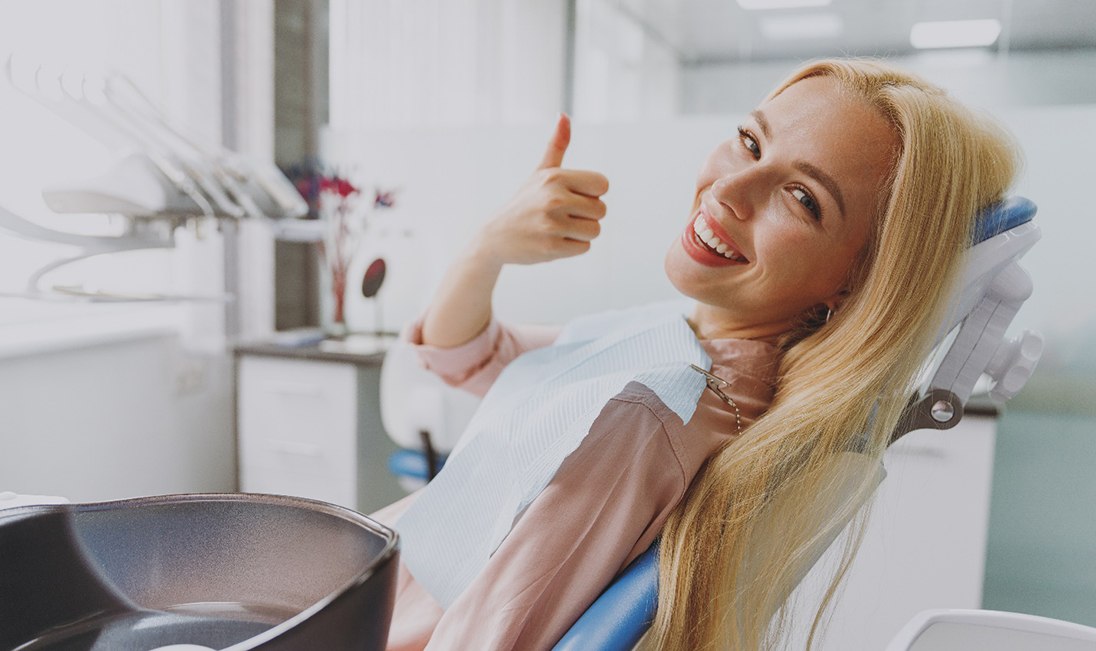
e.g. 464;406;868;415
372;316;781;651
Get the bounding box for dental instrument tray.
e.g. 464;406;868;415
0;493;399;650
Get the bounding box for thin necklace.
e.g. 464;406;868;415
690;363;743;435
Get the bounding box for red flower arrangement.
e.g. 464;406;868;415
314;173;397;333
283;159;397;334
317;173;361;330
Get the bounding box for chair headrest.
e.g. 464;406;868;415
379;340;481;452
973;196;1036;245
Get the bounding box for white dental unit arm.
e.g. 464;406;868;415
891;197;1042;443
1;54;307;301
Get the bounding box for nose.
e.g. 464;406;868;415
708;167;764;222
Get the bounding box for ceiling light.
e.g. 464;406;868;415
909;19;1002;49
760;13;843;40
736;0;832;10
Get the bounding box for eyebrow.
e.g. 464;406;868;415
750;109;847;219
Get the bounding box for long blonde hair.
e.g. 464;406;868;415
645;59;1020;650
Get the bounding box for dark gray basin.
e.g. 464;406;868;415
0;493;399;650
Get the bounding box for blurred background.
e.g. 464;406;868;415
1;0;1094;645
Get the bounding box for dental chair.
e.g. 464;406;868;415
378;197;1043;650
554;196;1043;650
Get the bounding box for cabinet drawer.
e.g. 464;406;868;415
237;357;357;494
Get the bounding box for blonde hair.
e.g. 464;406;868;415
644;59;1020;650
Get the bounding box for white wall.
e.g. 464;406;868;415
329;0;567;129
573;0;681;121
1000;105;1096;344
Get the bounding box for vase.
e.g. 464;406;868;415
319;260;350;338
327;297;348;337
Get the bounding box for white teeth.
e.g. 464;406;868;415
692;216;743;261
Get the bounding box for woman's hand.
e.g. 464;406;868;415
473;114;610;267
420;115;607;348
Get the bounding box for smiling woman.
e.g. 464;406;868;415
369;57;1020;651
652;58;1019;650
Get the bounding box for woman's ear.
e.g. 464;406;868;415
825;288;852;313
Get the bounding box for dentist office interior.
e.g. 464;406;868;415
1;0;1095;649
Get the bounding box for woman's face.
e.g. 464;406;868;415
665;75;899;341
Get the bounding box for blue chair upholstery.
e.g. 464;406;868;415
387;448;447;483
553;197;1038;650
553;541;659;651
554;453;887;651
973;196;1035;244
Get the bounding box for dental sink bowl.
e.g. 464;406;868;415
0;493;399;650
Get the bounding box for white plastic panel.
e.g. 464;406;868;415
888;609;1096;651
911;621;1095;651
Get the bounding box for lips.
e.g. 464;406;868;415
680;209;749;267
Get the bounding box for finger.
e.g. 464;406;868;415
551;194;606;221
555;169;609;198
552;237;592;257
560;215;602;242
546;211;601;241
537;113;571;170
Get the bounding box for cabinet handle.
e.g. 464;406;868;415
265;381;322;397
268;440;321;457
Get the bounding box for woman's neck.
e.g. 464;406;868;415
688;304;791;344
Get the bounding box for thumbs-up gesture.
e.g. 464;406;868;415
475;113;609;266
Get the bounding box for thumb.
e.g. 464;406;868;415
537;113;571;170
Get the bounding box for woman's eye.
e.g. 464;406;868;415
791;187;822;221
737;127;760;160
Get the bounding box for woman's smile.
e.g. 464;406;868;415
681;208;749;267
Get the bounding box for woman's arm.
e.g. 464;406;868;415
422;389;688;650
420;113;609;348
405;318;561;397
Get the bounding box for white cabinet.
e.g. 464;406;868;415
236;351;405;514
786;415;998;649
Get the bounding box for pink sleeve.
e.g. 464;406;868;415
422;385;689;651
402;317;560;397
